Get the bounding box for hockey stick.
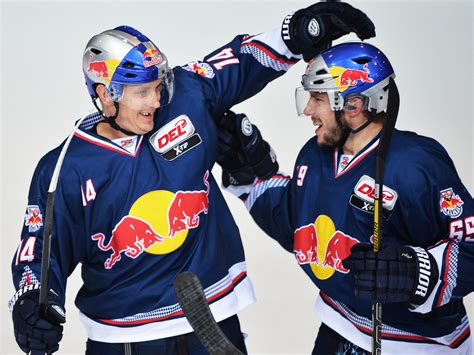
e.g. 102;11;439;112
38;110;97;318
371;77;399;354
174;272;243;355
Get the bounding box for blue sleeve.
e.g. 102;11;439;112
225;173;295;253
391;138;474;313
11;146;85;304
180;28;300;118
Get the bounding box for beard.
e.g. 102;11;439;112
317;124;345;149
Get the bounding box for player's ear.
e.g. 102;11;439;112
96;84;114;107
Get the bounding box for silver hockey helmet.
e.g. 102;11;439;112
296;42;395;116
83;25;174;105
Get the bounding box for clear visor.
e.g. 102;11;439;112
107;68;175;108
295;87;312;117
295;87;349;116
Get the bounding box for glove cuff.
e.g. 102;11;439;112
8;283;41;312
9;284;66;324
407;246;439;306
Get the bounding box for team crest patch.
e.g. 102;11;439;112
182;61;215;78
24;205;43;232
120;138;134;148
150;115;202;161
440;188;464;218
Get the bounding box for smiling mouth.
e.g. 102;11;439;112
140;112;154;118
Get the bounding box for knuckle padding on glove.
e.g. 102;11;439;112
282;2;375;61
11;286;65;353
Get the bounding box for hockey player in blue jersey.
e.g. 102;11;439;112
8;3;376;354
218;42;474;354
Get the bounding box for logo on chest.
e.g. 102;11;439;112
349;175;398;215
150;115;202;160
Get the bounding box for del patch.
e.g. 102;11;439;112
150;115;202;161
182;61;215;79
349;175;398;215
440;188;464;218
24;205;43;232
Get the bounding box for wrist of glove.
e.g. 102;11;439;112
10;284;66;354
342;243;439;305
217;111;278;187
282;2;376;61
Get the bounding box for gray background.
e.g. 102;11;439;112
1;1;473;354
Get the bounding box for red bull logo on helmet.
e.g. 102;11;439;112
142;48;163;68
87;59;120;83
328;64;374;92
440;187;464;218
339;64;374;87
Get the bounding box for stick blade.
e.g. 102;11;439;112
174;272;243;355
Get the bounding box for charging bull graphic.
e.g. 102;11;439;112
294;224;318;264
91;216;164;269
339;64;374;87
88;61;109;79
167;170;210;238
322;231;358;273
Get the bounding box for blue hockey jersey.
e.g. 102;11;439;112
233;130;474;353
11;29;300;342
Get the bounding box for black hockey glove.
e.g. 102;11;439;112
10;284;66;354
217;111;278;187
342;243;439;305
282;2;376;61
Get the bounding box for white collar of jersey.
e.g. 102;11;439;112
333;138;380;178
74;129;144;157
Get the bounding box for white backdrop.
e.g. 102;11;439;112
1;1;472;354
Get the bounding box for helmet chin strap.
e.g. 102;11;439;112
334;110;377;147
92;99;139;136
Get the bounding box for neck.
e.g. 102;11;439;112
342;120;383;155
96;122;135;140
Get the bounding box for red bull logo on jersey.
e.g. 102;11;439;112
91;216;164;269
293;215;360;279
24;205;43;233
294;224;318;264
168;171;210;238
142;48;163;68
182;61;215;79
440;188;464;218
321;231;358;273
91;170;211;269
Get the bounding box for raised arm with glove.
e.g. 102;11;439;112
282;1;376;61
